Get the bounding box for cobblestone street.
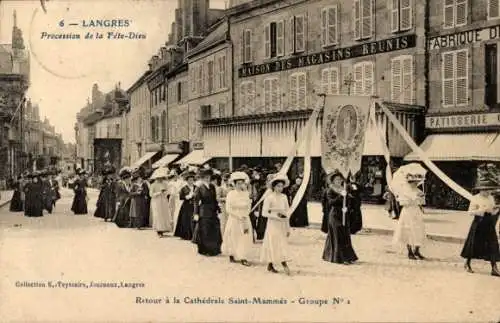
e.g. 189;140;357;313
0;189;498;322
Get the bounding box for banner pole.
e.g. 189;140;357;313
342;180;347;226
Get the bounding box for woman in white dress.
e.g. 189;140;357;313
260;174;292;275
222;171;253;266
150;167;174;237
392;163;427;260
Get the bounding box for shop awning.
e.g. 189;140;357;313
404;133;500;162
131;151;158;168
175;150;211;165
152;154;179;169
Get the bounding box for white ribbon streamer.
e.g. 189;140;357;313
378;100;473;201
250;96;324;213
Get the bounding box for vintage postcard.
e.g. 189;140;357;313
0;0;499;322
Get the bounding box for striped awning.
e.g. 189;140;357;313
131;151;158;168
175;150;211;165
404;133;500;161
152;154;179;169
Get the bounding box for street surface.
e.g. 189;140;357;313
0;189;498;322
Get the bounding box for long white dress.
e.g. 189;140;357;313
392;186;426;246
260;192;291;263
222;189;253;260
150;181;174;232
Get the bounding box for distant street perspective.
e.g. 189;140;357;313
1;188;499;322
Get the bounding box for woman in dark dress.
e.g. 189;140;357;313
461;173;500;277
94;166;117;222
129;168;150;229
322;172;358;264
193;168;222;256
288;176;309;228
174;171;196;240
50;174;61;209
113;168;132;228
321;182;330;234
10;175;24;212
41;171;54;214
255;173;270;240
70;170;88;215
24;172;44;217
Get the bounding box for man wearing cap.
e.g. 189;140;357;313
192;168;222;256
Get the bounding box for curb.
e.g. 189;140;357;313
307;223;465;244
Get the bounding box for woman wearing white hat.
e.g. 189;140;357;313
222;171;253;266
260;173;292;275
150;167;174;237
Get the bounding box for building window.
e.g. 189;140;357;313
177;82;182;103
488;0;500;19
391;55;414;104
265;21;285;58
218;102;226;117
242;29;252;63
442;49;468;107
197;64;204;95
444;0;467;28
150;117;156;142
115;124;120;136
217;55;226;89
161;111;167;142
390;0;412;32
190;66;197;94
155;116;160;142
207;60;214;93
239;81;255;114
353;61;374;96
288;15;306;54
321;6;338;47
263;78;280;112
321;67;339;95
163;84;167;101
289;72;307;109
354;0;373;40
485;44;498;106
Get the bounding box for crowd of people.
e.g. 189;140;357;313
7;161;499;277
9;170;61;217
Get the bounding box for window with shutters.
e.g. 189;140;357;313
289;72;307;109
488;0;499;19
354;0;373;40
289;15;306;53
239;81;255;114
207;60;214;93
443;0;467;28
242;29;252;63
218;54;226;89
190;67;196;94
391;55;414;104
197;64;204;95
353;61;374;96
218;102;226;117
321;6;338;47
390;0;412;32
263;78;280;112
442;49;468;107
321;68;340;95
264;21;285;58
177;82;182;103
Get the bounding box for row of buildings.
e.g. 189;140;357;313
75;0;500;210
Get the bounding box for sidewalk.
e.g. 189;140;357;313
307;202;474;244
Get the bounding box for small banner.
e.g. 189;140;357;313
321;96;372;178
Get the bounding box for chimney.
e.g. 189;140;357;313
175;8;183;43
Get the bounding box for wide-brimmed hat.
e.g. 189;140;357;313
119;166;132;179
77;169;87;176
199;168;213;178
229;171;250;186
267;173;290;188
326;171;344;185
102;164;116;176
167;169;178;179
150;167;168;180
182;171;196;180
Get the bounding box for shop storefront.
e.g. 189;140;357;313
203;103;423;202
405;112;500;210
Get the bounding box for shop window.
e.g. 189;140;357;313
390;0;412;32
485;44;498;107
354;0;373;40
321;6;338;47
391;55;414;104
442;49;468;107
321;67;339;95
443;0;467;29
353;61;374;96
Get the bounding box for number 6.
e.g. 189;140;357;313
59;19;64;27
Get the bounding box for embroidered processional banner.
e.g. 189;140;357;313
322;96;372;178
